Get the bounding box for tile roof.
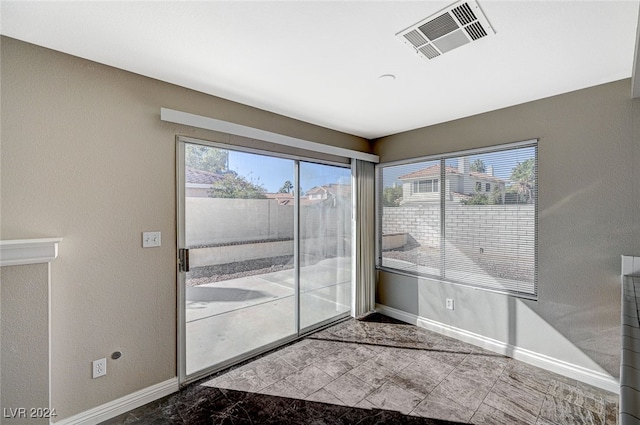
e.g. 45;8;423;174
399;165;505;183
185;167;223;184
265;193;294;205
469;171;505;183
398;165;458;180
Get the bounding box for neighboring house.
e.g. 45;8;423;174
398;157;505;205
265;192;294;205
185;167;223;197
303;184;351;207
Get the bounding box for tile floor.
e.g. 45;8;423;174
105;314;619;424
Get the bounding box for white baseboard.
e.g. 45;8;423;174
375;304;620;394
52;378;179;425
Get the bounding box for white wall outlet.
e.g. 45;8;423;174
92;358;107;378
142;231;161;248
446;298;454;310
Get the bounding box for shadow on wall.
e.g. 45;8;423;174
411;281;619;387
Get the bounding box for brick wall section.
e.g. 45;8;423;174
383;204;535;258
383;206;441;248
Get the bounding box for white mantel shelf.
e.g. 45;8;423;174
0;238;62;266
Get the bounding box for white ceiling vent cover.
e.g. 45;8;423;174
397;0;494;61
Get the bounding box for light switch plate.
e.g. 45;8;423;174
142;231;161;248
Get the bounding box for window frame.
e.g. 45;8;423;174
413;178;439;194
375;139;538;300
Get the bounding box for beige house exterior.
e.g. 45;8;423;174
398;157;505;205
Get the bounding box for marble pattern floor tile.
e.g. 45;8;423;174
483;374;545;423
103;313;619;425
539;395;605;425
365;381;423;415
471;403;531;425
323;371;375;405
412;390;476;423
547;381;606;416
386;354;453;398
348;358;397;388
283;364;335;397
305;388;345;405
257;379;301;398
428;375;492;412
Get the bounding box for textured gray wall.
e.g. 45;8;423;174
375;79;640;379
0;36;368;421
1;264;49;424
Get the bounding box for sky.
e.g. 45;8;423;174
192;143;533;192
228;150;351;193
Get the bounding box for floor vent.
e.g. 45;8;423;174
397;0;494;61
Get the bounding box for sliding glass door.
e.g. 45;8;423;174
178;138;352;380
299;162;352;330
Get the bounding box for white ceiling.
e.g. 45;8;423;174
2;1;639;139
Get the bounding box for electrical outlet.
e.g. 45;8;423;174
446;298;454;310
93;358;107;378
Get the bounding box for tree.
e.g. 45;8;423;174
208;172;267;199
279;180;294;194
470;159;486;173
461;184;502;206
489;186;503;205
461;193;489;205
382;185;403;207
185;145;228;173
509;158;535;203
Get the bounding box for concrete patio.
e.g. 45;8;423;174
185;256;352;375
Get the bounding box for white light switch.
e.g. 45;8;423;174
142;231;161;248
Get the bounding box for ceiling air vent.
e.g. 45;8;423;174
397;0;494;62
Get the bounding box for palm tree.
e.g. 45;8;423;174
510;158;535;203
470;158;486;173
279;180;294;194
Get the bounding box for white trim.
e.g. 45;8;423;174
0;238;62;267
631;5;640;98
177;140;187;384
351;160;358;317
375;303;620;394
161;108;379;163
52;378;179;425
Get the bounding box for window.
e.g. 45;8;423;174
377;140;538;298
413;179;439;193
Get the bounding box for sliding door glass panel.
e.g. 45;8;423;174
378;159;442;277
299;162;352;331
183;143;296;376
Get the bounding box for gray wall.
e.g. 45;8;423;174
0;36;368;421
1;264;49;424
374;79;640;379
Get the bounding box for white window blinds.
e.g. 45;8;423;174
377;140;537;298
